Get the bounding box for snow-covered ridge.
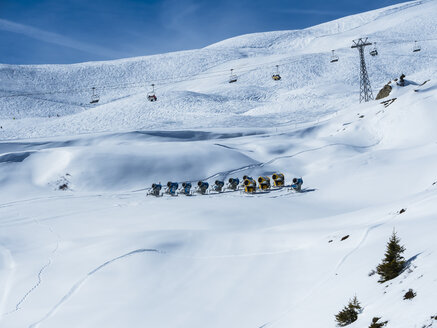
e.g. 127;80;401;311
206;0;426;50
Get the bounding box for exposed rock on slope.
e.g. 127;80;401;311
376;82;393;100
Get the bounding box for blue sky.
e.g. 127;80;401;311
0;0;406;64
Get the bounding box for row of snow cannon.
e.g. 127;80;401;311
148;173;303;196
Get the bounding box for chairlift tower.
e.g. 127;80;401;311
351;38;373;103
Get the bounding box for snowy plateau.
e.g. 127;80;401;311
1;1;437;327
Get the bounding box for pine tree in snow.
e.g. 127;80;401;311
335;296;363;326
376;230;406;283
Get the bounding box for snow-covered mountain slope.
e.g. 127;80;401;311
1;0;437;139
1;1;437;328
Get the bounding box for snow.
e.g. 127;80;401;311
1;1;437;327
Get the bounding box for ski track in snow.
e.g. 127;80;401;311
171;248;297;260
14;140;382;326
22;187;433;328
333;218;395;275
1;1;436;327
137;140;380;195
0;244;15;324
26;245;300;328
255;267;334;328
11;261;52;313
0;139;397;328
202;140;381;182
0;196;68;209
254;233;378;327
0;205;113;228
3;218;61;316
28;249;161;328
255;191;436;328
333;191;437;275
0;194;104;211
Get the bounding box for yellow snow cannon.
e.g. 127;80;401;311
272;173;285;187
243;176;257;193
197;181;209;195
257;176;271;190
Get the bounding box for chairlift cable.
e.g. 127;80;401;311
1;36;436;100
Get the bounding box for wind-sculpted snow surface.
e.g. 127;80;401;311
1;1;437;328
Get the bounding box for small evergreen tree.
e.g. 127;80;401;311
335;296;362;327
403;288;416;300
369;317;388;328
376;230;406;283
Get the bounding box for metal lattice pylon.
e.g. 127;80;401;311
351;38;373;103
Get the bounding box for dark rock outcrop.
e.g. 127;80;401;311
376;82;393;100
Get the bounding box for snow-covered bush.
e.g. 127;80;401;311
403;289;416;300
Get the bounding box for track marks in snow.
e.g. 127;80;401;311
5;218;60;316
255;215;394;328
0;193;103;211
256;193;435;328
13;261;52;313
28;248;161;328
334;192;437;275
333;222;385;274
0;245;15;324
175;248;296;260
203;141;380;182
0;204;111;229
255;269;334;328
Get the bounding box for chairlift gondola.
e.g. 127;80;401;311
369;42;378;56
330;50;339;63
90;87;99;104
229;69;238;83
272;65;281;81
413;40;421;52
147;84;157;102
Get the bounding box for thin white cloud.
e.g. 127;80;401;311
0;18;121;58
277;8;350;16
160;0;200;31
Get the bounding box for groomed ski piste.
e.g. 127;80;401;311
1;1;437;327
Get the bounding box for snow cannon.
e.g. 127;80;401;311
272;173;285;187
243;176;256;193
197;181;209;195
213;180;225;192
180;182;192;195
242;175;252;186
227;178;240;190
150;183;162;197
291;177;303;192
166;181;179;196
257;176;271;190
